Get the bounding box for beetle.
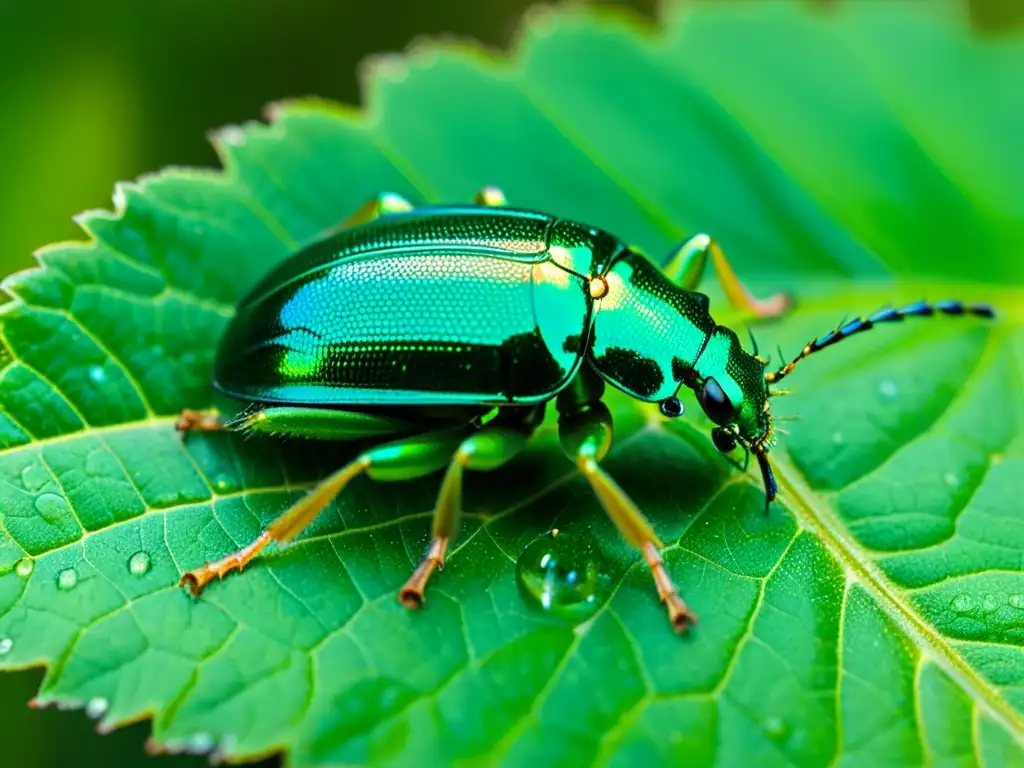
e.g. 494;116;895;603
176;187;995;632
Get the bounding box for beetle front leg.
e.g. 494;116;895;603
663;234;790;319
400;404;542;607
556;370;696;632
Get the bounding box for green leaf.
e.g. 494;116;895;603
2;1;1023;764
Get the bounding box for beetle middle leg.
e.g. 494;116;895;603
399;403;542;607
556;368;696;632
663;234;791;319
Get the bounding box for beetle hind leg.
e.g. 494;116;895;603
178;407;456;596
176;408;225;432
664;233;790;319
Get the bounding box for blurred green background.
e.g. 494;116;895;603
0;0;1019;765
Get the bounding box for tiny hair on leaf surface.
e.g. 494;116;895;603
1;1;1023;765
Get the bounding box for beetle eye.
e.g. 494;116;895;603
711;427;737;453
700;377;734;425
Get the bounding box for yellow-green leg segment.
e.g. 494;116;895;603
556;368;696;632
664;234;790;319
399;404;541;607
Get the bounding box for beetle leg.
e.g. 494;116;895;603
473;186;507;207
178;410;467;596
176;409;224;432
663;234;790;319
399;404;543;607
342;192;415;227
556;369;696;633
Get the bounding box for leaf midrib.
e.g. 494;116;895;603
773;448;1024;744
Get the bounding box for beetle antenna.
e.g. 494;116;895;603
764;299;995;384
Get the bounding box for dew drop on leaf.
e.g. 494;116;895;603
952;594;974;613
85;697;109;720
212;474;233;492
128;551;152;577
20;464;49;493
0;637;12;656
1010;594;1024;610
88;365;107;384
878;380;898;399
56;567;79;591
15;558;34;578
35;493;69;523
944;472;959;487
763;716;787;740
982;593;999;613
515;529;611;621
186;733;216;754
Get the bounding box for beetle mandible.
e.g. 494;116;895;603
176;187;994;632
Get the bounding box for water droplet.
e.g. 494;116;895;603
85;697;108;719
1009;594;1024;610
878;380;898;399
185;732;215;754
763;716;787;739
515;529;611;621
831;431;844;445
128;551;151;577
0;637;12;655
212;475;232;492
952;594;974;613
982;593;999;613
35;493;69;523
20;464;48;492
88;365;107;384
944;472;959;487
57;567;79;591
15;558;34;578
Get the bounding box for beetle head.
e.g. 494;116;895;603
673;326;778;509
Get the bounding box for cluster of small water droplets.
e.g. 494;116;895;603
952;592;1024;615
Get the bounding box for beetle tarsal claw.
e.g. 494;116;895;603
642;541;697;633
176;408;224;433
179;533;272;596
399;537;449;609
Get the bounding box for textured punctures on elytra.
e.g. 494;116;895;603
174;189;997;636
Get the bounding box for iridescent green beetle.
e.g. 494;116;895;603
176;188;994;632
